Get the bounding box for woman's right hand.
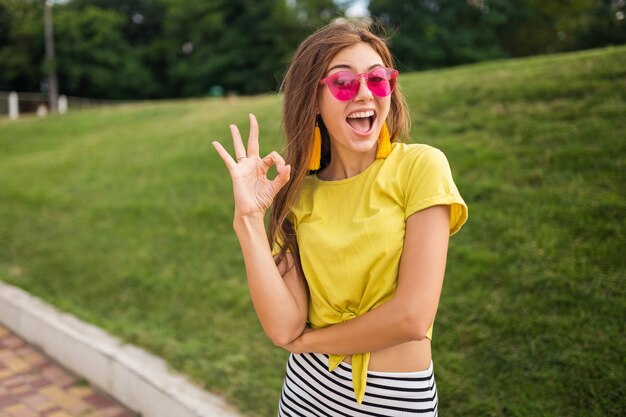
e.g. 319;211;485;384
212;113;291;219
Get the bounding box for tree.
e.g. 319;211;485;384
68;0;166;46
369;0;626;71
161;0;308;96
67;0;168;96
553;0;626;52
495;0;611;56
0;0;360;98
369;0;511;70
0;0;43;92
576;0;626;49
53;5;156;99
291;0;347;28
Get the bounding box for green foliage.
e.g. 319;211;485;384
69;0;167;46
2;1;624;99
370;0;512;69
575;0;626;50
159;0;226;97
291;0;346;27
161;0;308;96
496;0;626;55
53;6;157;99
0;0;344;98
67;0;168;97
369;0;626;70
158;0;346;97
0;0;43;92
1;46;624;416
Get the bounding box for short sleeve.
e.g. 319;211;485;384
403;147;468;235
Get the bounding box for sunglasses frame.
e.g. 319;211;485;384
320;67;399;101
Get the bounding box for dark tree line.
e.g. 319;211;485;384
370;0;626;71
0;0;342;99
1;0;624;100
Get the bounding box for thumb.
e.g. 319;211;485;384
273;164;291;189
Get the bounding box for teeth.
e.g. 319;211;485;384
347;110;375;119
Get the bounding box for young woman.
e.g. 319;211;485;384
213;21;468;417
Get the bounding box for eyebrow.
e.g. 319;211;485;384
327;63;384;73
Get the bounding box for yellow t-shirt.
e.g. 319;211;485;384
289;142;468;403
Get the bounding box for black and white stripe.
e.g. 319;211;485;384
278;353;438;417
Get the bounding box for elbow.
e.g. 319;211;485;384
270;333;294;348
410;326;430;342
267;327;302;348
402;309;432;342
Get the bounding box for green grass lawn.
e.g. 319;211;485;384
1;45;625;416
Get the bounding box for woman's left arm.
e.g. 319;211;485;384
284;204;450;355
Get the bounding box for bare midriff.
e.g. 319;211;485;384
343;339;432;372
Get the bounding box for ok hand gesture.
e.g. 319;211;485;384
212;114;291;219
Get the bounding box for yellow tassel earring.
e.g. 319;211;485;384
309;122;322;171
376;121;392;159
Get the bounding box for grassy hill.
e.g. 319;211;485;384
1;45;624;416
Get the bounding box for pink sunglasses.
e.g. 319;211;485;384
321;67;399;101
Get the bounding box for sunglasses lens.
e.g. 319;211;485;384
367;68;395;97
327;72;359;101
324;68;397;101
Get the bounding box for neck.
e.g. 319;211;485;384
318;143;377;181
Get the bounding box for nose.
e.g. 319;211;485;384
353;75;373;102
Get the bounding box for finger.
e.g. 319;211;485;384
212;141;237;170
229;124;247;160
247;113;260;157
262;151;291;189
274;164;291;189
261;151;287;170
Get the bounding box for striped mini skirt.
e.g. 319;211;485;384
278;352;438;417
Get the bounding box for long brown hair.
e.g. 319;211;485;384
269;21;410;275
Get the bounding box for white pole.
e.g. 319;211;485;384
9;92;19;120
58;95;68;114
43;0;58;112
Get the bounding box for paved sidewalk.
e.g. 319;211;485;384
0;325;135;417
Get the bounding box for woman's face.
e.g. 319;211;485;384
318;42;392;159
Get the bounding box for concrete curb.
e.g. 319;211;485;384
0;281;242;417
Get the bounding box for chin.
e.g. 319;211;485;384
349;136;379;154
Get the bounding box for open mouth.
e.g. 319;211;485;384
346;110;376;134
